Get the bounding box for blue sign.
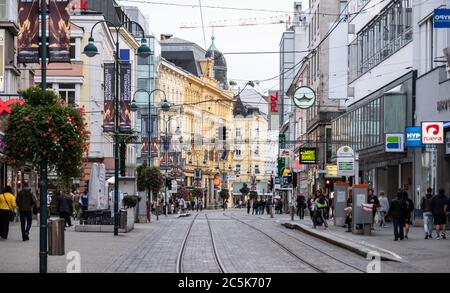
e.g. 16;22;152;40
406;127;424;148
274;177;281;185
434;9;450;28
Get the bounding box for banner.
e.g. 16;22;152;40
18;0;40;63
0;30;4;92
151;137;159;158
141;115;148;156
49;0;71;63
103;63;115;132
120;62;132;132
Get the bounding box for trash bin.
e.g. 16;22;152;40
119;209;127;230
48;218;65;256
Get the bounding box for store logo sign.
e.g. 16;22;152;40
270;92;279;113
422;122;444;144
406;127;424;148
385;134;404;152
434;9;450;28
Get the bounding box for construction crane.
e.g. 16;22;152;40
180;14;293;29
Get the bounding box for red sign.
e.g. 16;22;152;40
0;99;25;115
270;92;279;113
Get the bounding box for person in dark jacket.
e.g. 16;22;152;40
431;189;449;240
421;188;434;239
57;192;73;227
296;194;306;220
403;191;414;239
16;183;35;241
388;190;407;241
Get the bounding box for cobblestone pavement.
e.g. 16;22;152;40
0;209;446;273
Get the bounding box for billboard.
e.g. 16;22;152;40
18;0;40;63
299;148;317;164
141;115;148;156
49;0;71;63
103;63;115;132
120;62;132;132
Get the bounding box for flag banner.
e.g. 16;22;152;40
103;63;115;132
141;115;148;156
151;137;159;158
120;62;132;132
18;0;40;63
49;0;71;63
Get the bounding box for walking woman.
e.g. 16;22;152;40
0;186;17;240
403;191;414;239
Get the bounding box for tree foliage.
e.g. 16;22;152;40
136;163;163;196
249;191;258;199
4;87;89;185
239;183;250;196
192;187;203;198
219;189;229;200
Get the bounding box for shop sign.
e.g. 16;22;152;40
422;122;444;144
406;127;424;148
385;133;404;153
299;148;317;164
434;9;450;28
279;149;291;158
337;157;355;177
325;164;338;178
274;176;281;189
292;86;316;109
270;92;279;113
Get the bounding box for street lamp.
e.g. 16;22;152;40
83;20;151;236
131;89;167;222
161;114;183;216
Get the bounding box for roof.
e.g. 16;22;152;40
235;89;268;116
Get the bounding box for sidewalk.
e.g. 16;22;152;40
0;215;178;273
272;213;450;272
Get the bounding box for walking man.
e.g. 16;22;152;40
431;188;448;240
16;183;35;241
57;192;73;227
296;194;305;220
421;188;434;239
378;191;389;228
388;190;407;241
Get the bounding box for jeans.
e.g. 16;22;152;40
19;211;32;238
393;218;405;240
378;211;386;227
297;207;305;219
423;212;434;236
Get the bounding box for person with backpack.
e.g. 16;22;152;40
403;191;414;239
431;188;449;240
313;191;328;229
421;188;434;239
16;183;35;241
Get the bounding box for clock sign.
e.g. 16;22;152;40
292;86;316;109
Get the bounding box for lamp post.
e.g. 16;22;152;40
131;89;166;222
160;111;181;216
83;20;152;236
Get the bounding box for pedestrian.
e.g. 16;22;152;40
57;191;73;227
261;199;266;215
387;190;407;241
344;197;352;232
0;186;17;240
378;191;389;228
421;188;434;239
369;192;380;230
313;192;328;229
431;188;448;240
16;183;35;241
80;189;89;213
191;199;195;211
296;194;306;220
403;191;414;239
252;199;257;215
199;198;203;211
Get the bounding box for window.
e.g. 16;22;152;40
235;164;241;174
58;84;76;105
255;165;260;174
236;127;241;137
349;0;413;81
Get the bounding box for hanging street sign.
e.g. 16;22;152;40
292;86;316;109
337;157;355;177
385;133;404;153
422;122;444;144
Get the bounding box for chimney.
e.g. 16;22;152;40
160;34;173;41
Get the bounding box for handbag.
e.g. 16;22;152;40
3;194;16;222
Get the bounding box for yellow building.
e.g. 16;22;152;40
155;57;235;208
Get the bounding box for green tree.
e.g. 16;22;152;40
4;87;89;190
239;183;250;197
249;191;258;200
219;188;229;210
137;163;163;201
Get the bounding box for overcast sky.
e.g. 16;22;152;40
117;0;307;94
